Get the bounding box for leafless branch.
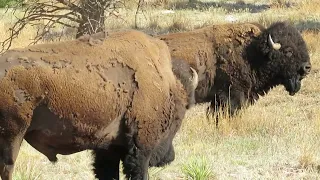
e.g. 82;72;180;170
134;0;149;29
0;0;124;54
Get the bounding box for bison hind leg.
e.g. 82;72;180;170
92;146;126;180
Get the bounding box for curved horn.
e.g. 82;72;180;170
268;34;281;50
190;67;199;90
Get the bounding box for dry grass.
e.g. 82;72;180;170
1;0;320;179
294;0;320;13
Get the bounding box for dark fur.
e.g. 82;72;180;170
148;89;187;168
122;126;150;180
148;136;175;167
208;22;311;118
158;22;311;125
92;146;126;180
172;59;197;109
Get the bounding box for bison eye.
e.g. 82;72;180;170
284;47;293;57
286;51;293;57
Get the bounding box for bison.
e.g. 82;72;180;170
146;59;199;168
157;21;311;123
0;30;198;180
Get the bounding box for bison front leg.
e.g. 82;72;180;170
122;132;152;180
0;164;14;180
149;138;175;167
122;147;151;180
0;135;24;180
92;146;126;180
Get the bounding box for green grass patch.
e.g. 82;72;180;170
181;155;215;180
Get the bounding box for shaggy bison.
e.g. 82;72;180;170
0;30;198;180
146;59;199;168
158;21;311;121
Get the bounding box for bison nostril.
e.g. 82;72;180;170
304;65;311;73
300;62;311;75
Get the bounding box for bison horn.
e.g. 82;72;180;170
268;34;281;50
190;67;199;90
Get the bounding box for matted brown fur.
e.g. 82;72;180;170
2;29;183;142
0;29;187;179
157;22;263;67
158;23;263;103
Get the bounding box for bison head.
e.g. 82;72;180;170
255;22;311;96
171;59;199;109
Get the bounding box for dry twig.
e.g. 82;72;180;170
0;0;124;53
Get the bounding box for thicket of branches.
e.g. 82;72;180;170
0;0;196;53
0;0;127;53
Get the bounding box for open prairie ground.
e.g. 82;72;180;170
1;0;320;179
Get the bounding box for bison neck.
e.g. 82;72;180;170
246;44;282;97
204;42;281;113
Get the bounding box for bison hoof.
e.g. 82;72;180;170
48;155;58;163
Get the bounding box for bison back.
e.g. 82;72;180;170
0;29;183;149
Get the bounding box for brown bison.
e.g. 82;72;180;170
147;58;199;168
0;30;198;180
149;21;312;169
157;21;311;121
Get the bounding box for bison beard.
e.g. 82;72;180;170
0;30;195;180
158;21;311;126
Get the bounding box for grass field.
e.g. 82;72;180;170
1;0;320;179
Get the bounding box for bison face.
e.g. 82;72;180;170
260;22;312;96
282;61;311;95
268;35;311;96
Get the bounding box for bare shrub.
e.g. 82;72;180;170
0;0;124;53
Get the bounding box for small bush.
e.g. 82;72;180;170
181;156;214;180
